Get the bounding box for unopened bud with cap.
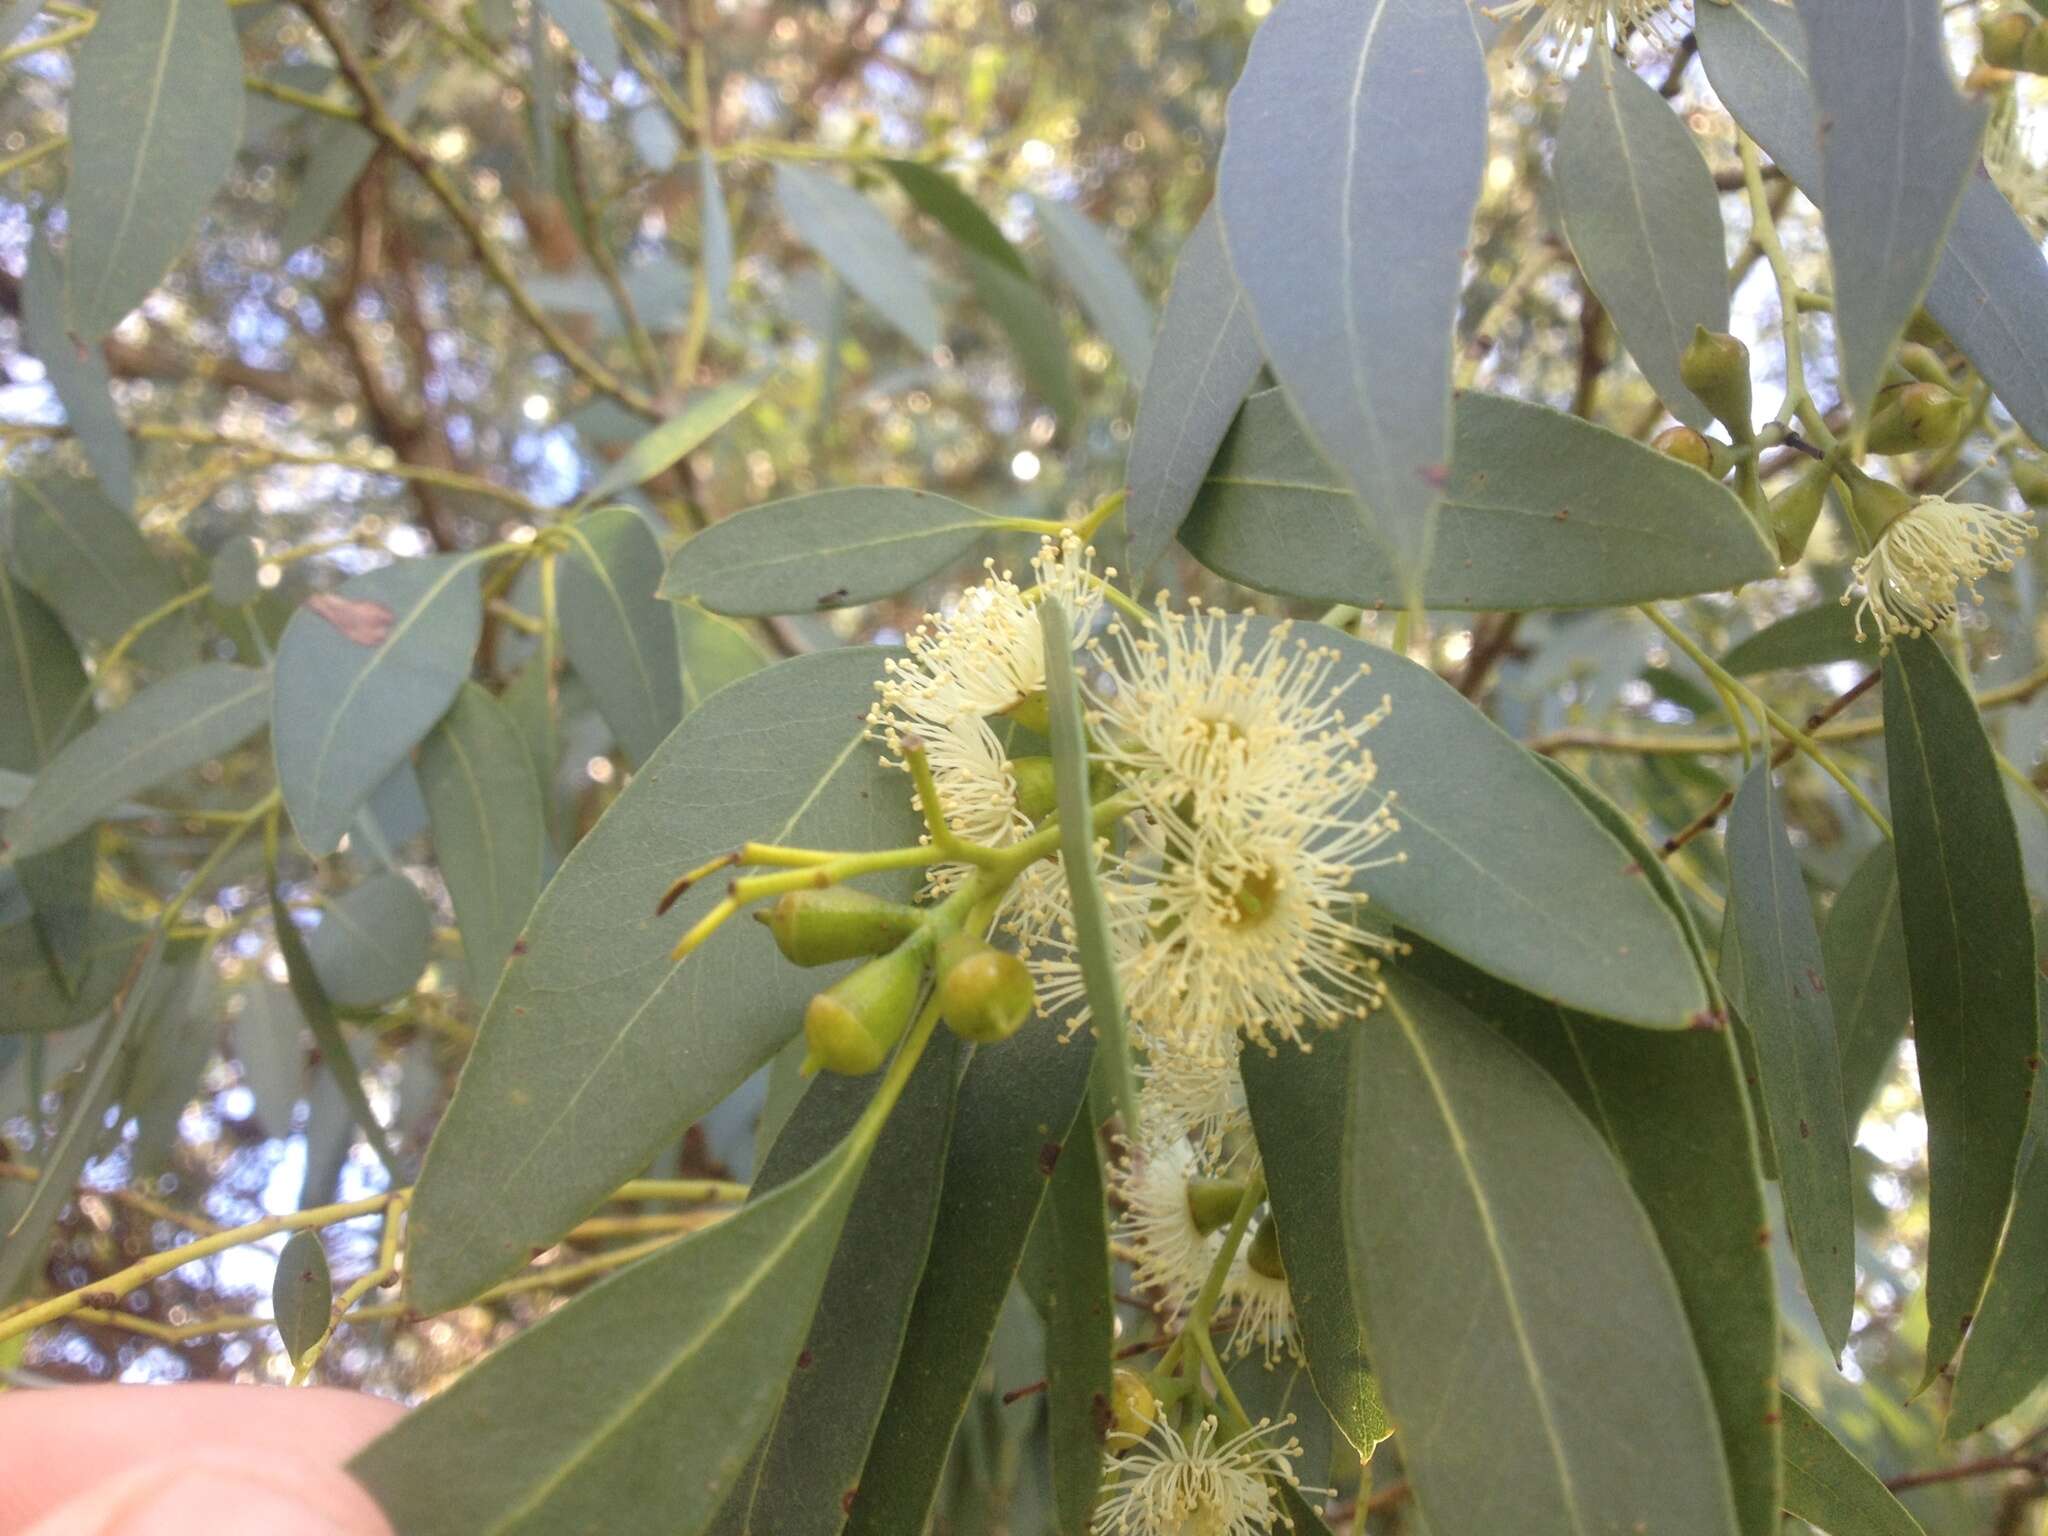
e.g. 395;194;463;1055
1185;1176;1249;1235
935;933;1035;1044
1896;343;1953;390
1770;464;1833;566
2011;458;2048;507
1680;327;1755;441
759;887;924;967
1652;425;1717;475
1008;756;1059;820
1246;1215;1287;1281
1865;382;1970;456
803;938;929;1076
1108;1369;1158;1451
1841;465;1916;547
1982;9;2033;68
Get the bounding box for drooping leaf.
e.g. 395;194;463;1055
1720;602;1875;676
713;1031;964;1535
1882;635;2039;1386
273;1229;333;1366
231;983;305;1136
1778;1393;1927;1536
404;649;922;1313
305;872;432;1012
1947;907;2048;1435
124;962;213;1181
272;554;485;856
961;249;1080;426
775;164;940;352
1216;0;1488;605
22;226;134;510
885;160;1029;279
1181;390;1777;609
1030;194;1154;384
64;0;246;338
844;1018;1096;1534
280;76;429;254
353;1134;872;1535
1123;206;1265;587
0;573;90;776
538;0;619;76
5;663;271;859
699;149;734;323
1273;618;1708;1027
558;508;685;765
1790;0;1987;425
1349;973;1743;1536
209;537;262;609
676;602;767;713
1038;1108;1113;1535
0;906;148;1035
575;376;764;510
1699;0;2048;448
417;683;545;998
661;488;1001;617
4;476;196;668
1823;842;1911;1121
1240;1025;1394;1457
1554;49;1730;430
1725;761;1854;1355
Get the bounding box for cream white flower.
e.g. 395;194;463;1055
1093;1413;1311;1536
1135;1041;1250;1158
1486;0;1689;58
1986;99;2048;233
1111;1136;1224;1321
1224;1239;1301;1367
1846;497;2037;643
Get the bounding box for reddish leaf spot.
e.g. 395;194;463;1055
1037;1141;1062;1178
306;591;397;646
1089;1393;1114;1443
1798;1119;1811;1139
840;1489;858;1516
1762;1411;1781;1426
1804;967;1827;995
797;1349;815;1370
1416;462;1450;489
1755;1225;1773;1247
510;938;528;957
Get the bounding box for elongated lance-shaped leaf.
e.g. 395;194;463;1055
1721;602;1875;676
1778;1392;1927;1536
1791;0;1987;426
22;226;134;510
0;574;90;778
1555;49;1731;431
1030;195;1155;384
574;376;764;510
775;164;940;352
699;149;735;323
1947;906;2048;1435
353;1131;873;1535
1699;0;2048;449
5;663;271;859
4;477;196;669
1038;1114;1114;1533
305;872;432;1011
404;649;922;1313
1725;761;1854;1355
1217;0;1488;607
1882;636;2039;1388
1182;390;1775;611
1350;973;1743;1536
557;508;684;766
710;1031;963;1536
537;0;619;76
1040;594;1138;1135
273;554;485;857
64;0;246;338
1823;842;1911;1121
661;487;1002;618
417;683;546;998
885;160;1029;279
1123;206;1266;587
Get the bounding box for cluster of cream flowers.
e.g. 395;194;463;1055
1487;0;1689;58
1094;1412;1314;1536
1846;496;2038;644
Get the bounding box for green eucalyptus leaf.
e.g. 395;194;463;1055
1720;603;1875;676
775;164;940;352
1725;761;1854;1355
844;1017;1096;1535
1555;50;1730;431
885;160;1029;280
209;538;262;609
1789;0;1987;424
699;150;735;323
418;683;545;997
1823;842;1911;1121
231;984;305;1136
305;872;432;1012
661;488;1001;617
1216;0;1488;606
1030;194;1154;384
1778;1393;1927;1536
5;663;270;859
558;508;685;765
1124;205;1264;587
272;1228;333;1366
676;602;767;713
123;964;214;1180
1182;390;1776;610
3;477;196;669
0;907;148;1035
1882;635;2039;1387
280;76;428;254
575;377;764;510
0;573;90;776
272;555;485;857
64;0;246;338
353;1133;873;1535
1349;973;1743;1536
1240;1024;1394;1457
538;0;619;76
22;226;134;510
965;250;1081;428
1038;1115;1113;1535
404;649;922;1314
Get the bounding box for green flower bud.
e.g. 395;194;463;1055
1246;1216;1287;1281
1185;1177;1248;1236
1770;465;1832;566
758;887;924;967
1865;382;1969;456
2024;20;2048;71
935;933;1035;1044
1679;327;1754;441
803;939;929;1076
1904;311;1949;349
2011;458;2048;507
1840;465;1916;547
1981;10;2033;68
1651;425;1716;475
1009;756;1059;820
1108;1369;1157;1450
1896;342;1953;389
999;691;1051;735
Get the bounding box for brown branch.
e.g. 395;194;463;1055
1457;612;1525;699
1884;1450;2048;1493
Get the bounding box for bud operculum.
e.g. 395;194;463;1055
1651;425;1717;475
1680;327;1755;442
1185;1176;1249;1236
803;936;931;1076
1864;382;1968;456
935;933;1036;1044
1841;466;1917;549
1770;464;1833;567
1246;1216;1287;1281
760;887;925;966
